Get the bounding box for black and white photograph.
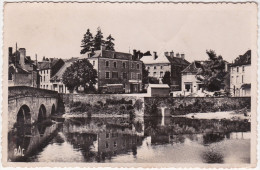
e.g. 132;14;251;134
1;1;258;168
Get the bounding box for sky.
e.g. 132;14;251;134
4;2;257;63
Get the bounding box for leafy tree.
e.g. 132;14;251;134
93;27;105;50
196;50;227;91
80;29;93;54
162;71;171;86
62;59;97;93
142;63;149;87
105;34;115;51
148;77;159;84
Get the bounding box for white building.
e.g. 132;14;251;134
230;50;251;97
181;61;205;95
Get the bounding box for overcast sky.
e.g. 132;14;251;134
4;2;257;62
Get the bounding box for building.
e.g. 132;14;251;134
50;57;78;93
81;46;143;93
230;50;251;97
38;58;65;90
8;46;39;87
181;61;205;95
140;51;190;91
147;84;170;97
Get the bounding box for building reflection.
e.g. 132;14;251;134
62;117;144;162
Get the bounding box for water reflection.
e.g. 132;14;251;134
8;116;250;164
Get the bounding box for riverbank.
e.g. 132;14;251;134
62;112;130;118
172;111;251;120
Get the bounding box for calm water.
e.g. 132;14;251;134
8;116;251;164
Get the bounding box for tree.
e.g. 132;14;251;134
105;34;115;51
80;29;93;54
196;50;227;91
142;63;149;88
62;59;97;93
93;27;105;50
162;71;171;86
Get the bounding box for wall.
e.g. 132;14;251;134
145;63;171;83
230;64;251;96
144;97;251;116
181;73;203;93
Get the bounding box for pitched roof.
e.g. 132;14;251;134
140;54;170;64
232;50;251;67
80;50;133;61
181;61;205;73
50;60;75;81
166;55;190;65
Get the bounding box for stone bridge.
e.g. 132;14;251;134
8;86;59;131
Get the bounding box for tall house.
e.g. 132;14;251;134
230;50;251;97
8;47;39;87
141;51;190;91
81;46;143;93
38;58;65;90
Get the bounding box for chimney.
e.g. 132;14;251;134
164;51;169;57
181;53;185;59
170;51;174;58
153;52;157;60
19;48;26;68
100;45;106;51
91;47;95;53
133;49;137;58
176;53;180;58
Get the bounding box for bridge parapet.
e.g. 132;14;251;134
8;86;58;100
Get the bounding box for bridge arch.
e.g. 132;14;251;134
17;105;31;126
38;104;47;123
51;104;56;116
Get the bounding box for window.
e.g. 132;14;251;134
132;63;134;69
123;72;127;79
106;61;109;67
43;76;45;82
242;75;244;83
237;67;239;73
46;85;48;89
105;72;110;79
44;70;45;74
106;133;110;138
112;72;118;78
122;62;126;68
161;66;163;69
160;72;164;78
106;142;109;148
137;73;141;80
113;62;117;68
131;73;135;79
153;72;156;76
236;76;239;83
93;61;95;66
114;141;117;147
154;66;156;69
137;64;140;69
40;77;42;82
46;70;48;74
242;66;245;72
147;66;150;70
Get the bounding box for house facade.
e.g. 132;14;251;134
181;61;205;95
8;47;39;88
81;47;143;93
38;58;65;90
230;50;251;97
140;51;190;91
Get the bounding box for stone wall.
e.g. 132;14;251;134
144;97;251;116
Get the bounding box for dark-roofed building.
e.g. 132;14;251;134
230;50;251;96
50;57;78;93
38;58;65;90
181;61;205;95
80;46;142;93
8;47;39;87
140;51;189;91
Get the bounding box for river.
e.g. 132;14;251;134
8;116;251;164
